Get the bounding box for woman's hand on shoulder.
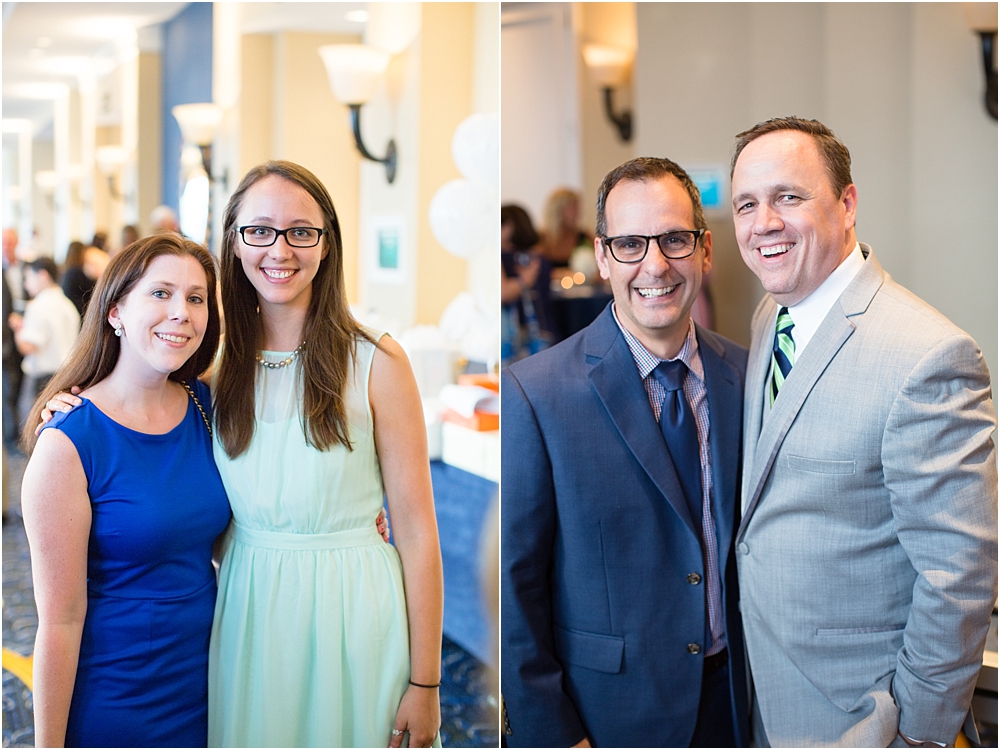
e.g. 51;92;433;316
35;387;82;435
389;684;441;748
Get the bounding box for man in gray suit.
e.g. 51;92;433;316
730;116;997;747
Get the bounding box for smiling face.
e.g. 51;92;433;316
595;175;711;360
233;174;328;315
731;130;857;307
109;253;209;377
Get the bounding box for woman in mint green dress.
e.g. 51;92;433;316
208;161;444;747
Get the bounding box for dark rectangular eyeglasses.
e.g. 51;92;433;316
600;229;706;263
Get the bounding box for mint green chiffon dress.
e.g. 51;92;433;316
207;332;411;747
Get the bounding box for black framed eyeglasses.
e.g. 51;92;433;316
238;225;326;248
600;229;706;263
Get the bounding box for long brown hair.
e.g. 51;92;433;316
22;233;221;453
214;160;372;459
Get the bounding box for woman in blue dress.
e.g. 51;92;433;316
21;233;231;748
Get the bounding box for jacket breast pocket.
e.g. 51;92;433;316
787;454;856;475
553;624;625;674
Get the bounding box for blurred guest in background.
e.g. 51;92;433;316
83;245;111;284
150;205;181;234
61;241;95;318
3;228;25;451
540;188;591;269
10;257;81;399
90;231;108;252
501;204;554;365
4;227;27;313
120;225;140;254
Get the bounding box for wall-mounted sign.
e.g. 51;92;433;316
686;165;728;212
368;214;406;285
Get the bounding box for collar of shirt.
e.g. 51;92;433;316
610;303;704;383
785;242;865;355
32;285;65;303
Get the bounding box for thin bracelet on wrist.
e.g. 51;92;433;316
409;679;441;689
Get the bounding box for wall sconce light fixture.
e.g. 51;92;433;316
963;3;998;120
172;103;228;189
95;146;128;199
319;44;397;183
34;170;58;209
583;44;635;142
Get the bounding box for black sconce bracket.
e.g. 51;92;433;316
602;86;633;142
349;104;397;183
979;30;997;120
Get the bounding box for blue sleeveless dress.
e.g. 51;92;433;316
42;380;231;748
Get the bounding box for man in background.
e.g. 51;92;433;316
10;256;81;400
502;157;749;747
730;116;997;747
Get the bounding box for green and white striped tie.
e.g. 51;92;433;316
769;307;795;408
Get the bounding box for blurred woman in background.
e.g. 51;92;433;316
60;242;94;318
501;204;554;365
539;188;591;268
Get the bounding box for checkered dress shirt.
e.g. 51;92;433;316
612;306;726;656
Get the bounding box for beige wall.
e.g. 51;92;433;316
415;2;475;326
137;51;162;239
635;2;998;382
93;125;123;245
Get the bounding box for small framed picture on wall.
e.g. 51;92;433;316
368;215;406;285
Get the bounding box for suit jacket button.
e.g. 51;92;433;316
687;643;701;655
738;542;749;554
687;572;702;585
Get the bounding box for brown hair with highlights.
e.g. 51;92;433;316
22;232;221;453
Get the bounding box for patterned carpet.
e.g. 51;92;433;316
2;451;498;748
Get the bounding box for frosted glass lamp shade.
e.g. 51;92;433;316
962;2;998;31
34;170;58;195
319;44;391;105
95;145;127;175
172;103;224;146
583;44;633;88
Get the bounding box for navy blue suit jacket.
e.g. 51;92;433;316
501;305;750;747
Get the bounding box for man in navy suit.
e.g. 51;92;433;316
501;157;750;747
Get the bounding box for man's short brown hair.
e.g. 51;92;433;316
595;157;707;238
731;117;853;198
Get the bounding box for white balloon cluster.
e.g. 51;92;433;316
428;112;499;260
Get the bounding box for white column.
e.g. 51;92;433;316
53;86;71;261
119;36;140;226
77;71;97;243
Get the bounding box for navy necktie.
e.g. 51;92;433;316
653;360;703;535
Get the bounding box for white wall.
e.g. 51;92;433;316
500;2;582;227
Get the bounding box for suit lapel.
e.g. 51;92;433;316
585;308;699;536
698;326;742;574
741;298;775;508
737;248;885;540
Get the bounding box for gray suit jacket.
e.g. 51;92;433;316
737;246;998;747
